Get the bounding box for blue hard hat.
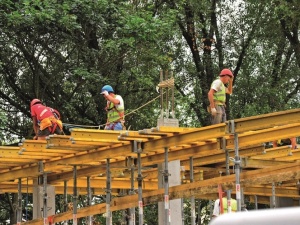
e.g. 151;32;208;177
101;85;114;93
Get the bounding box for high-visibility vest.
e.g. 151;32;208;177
107;95;124;123
222;197;237;214
212;80;226;103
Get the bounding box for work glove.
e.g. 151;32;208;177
101;90;109;96
211;108;217;116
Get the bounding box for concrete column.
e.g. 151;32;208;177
33;178;55;220
158;160;182;225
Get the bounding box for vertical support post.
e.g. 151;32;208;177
106;159;112;225
129;164;136;225
223;137;232;213
227;120;242;212
131;140;144;224
163;147;170;225
64;180;68;225
137;151;144;225
226;189;232;213
272;182;276;209
17;178;22;225
197;200;201;225
73;166;78;225
43;173;48;225
87;176;93;225
190;157;195;225
254;195;258;210
233;132;241;212
209;200;213;220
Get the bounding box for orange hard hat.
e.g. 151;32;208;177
219;68;234;77
30;99;42;107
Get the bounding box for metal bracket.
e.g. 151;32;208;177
131;140;143;153
226;120;236;134
218;137;227;151
38;161;44;173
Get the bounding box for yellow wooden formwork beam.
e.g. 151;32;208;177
0;143;133;182
70;128;124;141
225;123;300;148
226;108;300;133
241;158;293;169
180;144;265;168
249;146;292;159
141;124;226;153
56;177;158;190
21;162;300;225
151;126;203;133
243;185;300;198
46;142;262;185
273;150;300;161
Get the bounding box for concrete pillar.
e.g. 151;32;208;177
158;160;182;225
32;178;55;220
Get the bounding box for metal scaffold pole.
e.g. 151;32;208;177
272;182;276;208
130;140;144;224
228;120;242;212
106;159;112;225
233;132;241;212
137;152;144;225
190;157;195;225
129;159;136;225
43;173;48;225
87;176;93;225
222;137;232;213
17;178;22;225
73;165;78;225
163;147;170;225
64;180;68;225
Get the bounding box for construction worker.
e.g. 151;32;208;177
30;99;63;140
101;85;125;130
208;68;234;124
273;138;297;149
212;191;237;218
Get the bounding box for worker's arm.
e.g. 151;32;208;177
32;116;39;138
290;137;297;149
208;89;216;109
226;77;233;94
105;94;120;105
102;91;120;105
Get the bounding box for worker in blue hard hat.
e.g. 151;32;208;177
101;85;125;130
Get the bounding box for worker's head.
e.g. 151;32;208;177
30;99;42;108
101;85;114;94
222;191;227;197
219;68;234;78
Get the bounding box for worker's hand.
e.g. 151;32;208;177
33;135;38;140
211;108;217;116
101;90;109;96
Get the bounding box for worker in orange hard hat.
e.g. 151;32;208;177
30;99;63;140
207;68;234;124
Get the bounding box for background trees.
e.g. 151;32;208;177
0;0;300;224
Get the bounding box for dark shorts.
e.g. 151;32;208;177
278;138;291;146
37;124;62;137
